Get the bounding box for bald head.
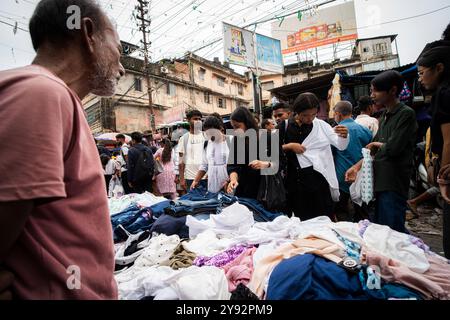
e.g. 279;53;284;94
334;101;353;116
334;101;353;123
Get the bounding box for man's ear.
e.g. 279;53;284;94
80;17;97;54
436;63;445;76
390;86;398;97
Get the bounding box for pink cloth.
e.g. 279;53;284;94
364;250;450;300
0;65;117;299
222;247;257;292
154;148;176;194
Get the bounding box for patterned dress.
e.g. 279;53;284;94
154;148;176;195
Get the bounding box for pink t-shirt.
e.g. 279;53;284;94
0;65;117;299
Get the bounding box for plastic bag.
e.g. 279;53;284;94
257;172;286;212
109;176;124;198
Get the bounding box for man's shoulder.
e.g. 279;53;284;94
399;104;416;117
1;65;73;98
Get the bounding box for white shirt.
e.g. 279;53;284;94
296;118;349;201
118;143;129;172
199;139;229;193
355;114;379;137
178;132;206;180
104;159;121;175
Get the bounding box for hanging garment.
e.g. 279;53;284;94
296;118;349;201
350;148;374;206
399;81;412;101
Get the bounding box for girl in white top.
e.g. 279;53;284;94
191;116;230;193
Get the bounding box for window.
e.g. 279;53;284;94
237;83;244;95
167;82;176;96
291;77;299;84
217;76;225;87
354;85;369;100
204;92;211;103
373;43;388;56
363;47;370;53
134;78;142;92
198;68;205;80
218;98;226;109
261;81;274;91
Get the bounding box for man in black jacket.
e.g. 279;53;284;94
127;132;155;193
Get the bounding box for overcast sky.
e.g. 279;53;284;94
0;0;448;72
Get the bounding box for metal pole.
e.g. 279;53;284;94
252;30;263;122
136;0;155;131
394;37;401;67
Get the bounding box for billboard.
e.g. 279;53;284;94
256;34;284;74
223;22;256;68
271;1;357;55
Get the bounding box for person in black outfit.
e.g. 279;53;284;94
226;107;273;198
127;131;155;194
278;93;348;220
417;32;450;258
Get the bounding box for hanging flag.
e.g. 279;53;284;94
13;21;18;35
277;16;284;27
297;11;302;22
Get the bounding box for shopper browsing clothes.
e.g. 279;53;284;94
127;132;155;194
154;139;177;200
191;116;230;193
0;0;124;299
178;109;207;191
279;93;349;221
417;30;450;257
227;107;273;198
346;70;418;234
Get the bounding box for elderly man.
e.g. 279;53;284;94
332;101;372;222
0;0;125;299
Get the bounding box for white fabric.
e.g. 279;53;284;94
163;266;231;300
355;114;379;137
252;240;293;267
199;140;229;193
296;118;349;201
116;266;178;300
173;144;180;175
178;132;206;180
363;224;430;273
350;148;374;206
186;202;254;238
121;143;129;156
119;144;129;172
134;234;181;268
182;230;234;256
108;192;167;215
104;159;120;175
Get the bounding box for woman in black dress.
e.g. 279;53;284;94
281;93;348;221
226;107;272;199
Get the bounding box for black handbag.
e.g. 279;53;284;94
257;172;287;212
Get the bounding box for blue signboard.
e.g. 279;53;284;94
256;34;284;74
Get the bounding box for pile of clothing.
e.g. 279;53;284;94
109;187;283;242
111;191;450;300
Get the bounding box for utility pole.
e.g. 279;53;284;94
135;0;155;131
